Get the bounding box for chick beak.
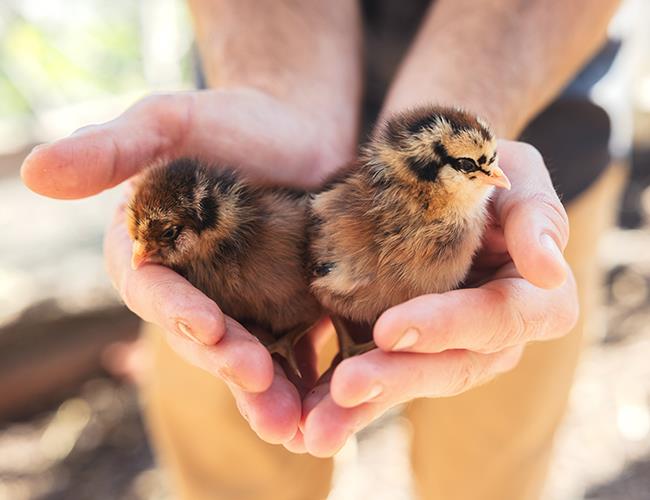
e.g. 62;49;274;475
482;166;511;190
131;241;155;270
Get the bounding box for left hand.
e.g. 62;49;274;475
21;88;352;450
298;140;579;457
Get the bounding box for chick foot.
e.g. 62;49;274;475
340;340;376;359
331;316;377;360
266;326;310;379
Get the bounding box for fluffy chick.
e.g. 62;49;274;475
127;158;322;377
309;106;511;358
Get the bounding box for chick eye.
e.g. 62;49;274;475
457;158;479;173
161;225;181;241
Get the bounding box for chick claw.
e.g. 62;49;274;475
340;340;377;360
266;326;309;380
331;315;377;360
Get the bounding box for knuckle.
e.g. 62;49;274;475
510;294;551;344
555;281;580;335
482;287;529;350
567;294;580;331
530;191;568;223
508;294;531;342
144;278;176;306
519;141;544;163
530;192;570;246
429;318;454;351
137;92;177;113
556;308;579;338
119;275;138;312
447;354;482;396
132;92;192;150
481;326;511;353
494;347;524;373
72;123;100;136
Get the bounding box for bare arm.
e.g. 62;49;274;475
188;0;362;170
22;0;362;450
384;0;620;137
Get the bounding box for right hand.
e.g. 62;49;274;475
21;87;354;449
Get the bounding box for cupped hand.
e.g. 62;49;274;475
21;87;353;449
301;140;579;457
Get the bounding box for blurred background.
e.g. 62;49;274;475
1;0;650;499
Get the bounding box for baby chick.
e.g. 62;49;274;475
127;158;322;377
309;106;511;359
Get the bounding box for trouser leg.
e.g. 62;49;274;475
407;164;626;500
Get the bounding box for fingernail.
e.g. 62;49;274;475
392;327;420;351
176;320;204;344
540;233;564;263
357;384;383;404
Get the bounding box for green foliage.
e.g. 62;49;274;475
0;3;149;119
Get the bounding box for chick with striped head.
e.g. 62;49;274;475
309;106;511;358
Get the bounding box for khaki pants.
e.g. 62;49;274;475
141;165;625;500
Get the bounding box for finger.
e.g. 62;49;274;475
232;363;302;445
296;343;339;434
105;204;225;346
303;347;522;457
375;273;578;354
21;93;195;199
330;347;522;409
283;431;308;454
106;205;274;392
301;382;332;429
494;140;570;289
21;88;327;199
165;319;274;393
303;393;382;458
301;371;379;457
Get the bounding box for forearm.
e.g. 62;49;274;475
383;0;620;137
188;0;362;155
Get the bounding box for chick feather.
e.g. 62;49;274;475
127;158;322;376
308;106;510;356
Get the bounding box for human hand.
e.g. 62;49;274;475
21;87;354;447
300;140;579;457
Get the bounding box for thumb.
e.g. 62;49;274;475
21;87;328;200
21;92;195;199
493;140;569;289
